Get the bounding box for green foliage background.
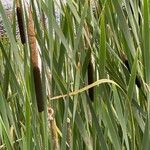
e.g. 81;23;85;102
0;0;150;149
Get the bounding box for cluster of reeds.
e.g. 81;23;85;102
48;107;72;149
16;0;44;112
0;0;150;149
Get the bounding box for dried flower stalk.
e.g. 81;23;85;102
67;118;72;149
28;7;44;112
48;107;59;150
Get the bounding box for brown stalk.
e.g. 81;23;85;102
41;11;46;30
16;0;26;44
48;107;59;150
67;118;72;149
28;8;44;112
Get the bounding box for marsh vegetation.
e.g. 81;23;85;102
0;0;150;149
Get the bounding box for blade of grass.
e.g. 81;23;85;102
111;0;136;57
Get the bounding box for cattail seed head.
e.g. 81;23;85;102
124;59;142;88
16;0;26;44
28;7;44;112
124;59;131;72
88;57;94;101
33;67;44;112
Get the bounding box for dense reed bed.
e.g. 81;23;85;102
0;0;149;149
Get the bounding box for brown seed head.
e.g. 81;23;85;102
16;0;26;44
88;57;94;101
28;7;44;112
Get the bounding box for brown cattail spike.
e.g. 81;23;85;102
16;0;26;44
33;67;44;112
123;58;142;89
28;8;44;112
88;56;94;101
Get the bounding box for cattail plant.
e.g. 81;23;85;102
67;118;72;149
84;22;94;102
88;56;94;101
120;52;142;88
28;7;44;112
16;0;26;44
48;107;59;150
124;58;142;88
